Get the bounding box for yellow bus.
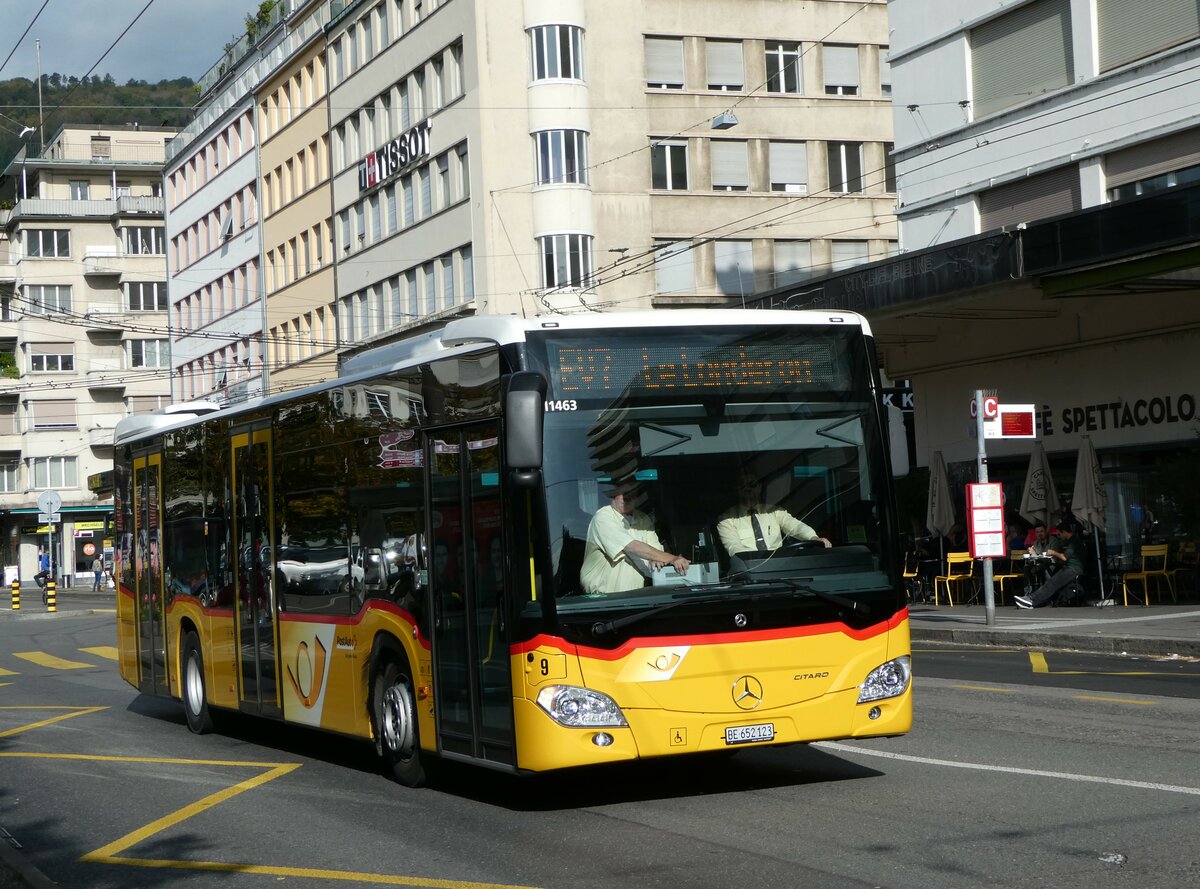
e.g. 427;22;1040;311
113;310;911;785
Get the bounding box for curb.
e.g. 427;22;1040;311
912;628;1200;658
0;828;59;889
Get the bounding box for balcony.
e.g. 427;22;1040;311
89;423;119;447
8;196;164;221
82;247;121;277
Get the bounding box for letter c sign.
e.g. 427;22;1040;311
983;396;999;419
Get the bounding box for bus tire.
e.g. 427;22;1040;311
182;630;215;734
372;657;428;787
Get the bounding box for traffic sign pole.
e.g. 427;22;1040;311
975;389;996;627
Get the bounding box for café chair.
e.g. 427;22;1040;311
902;551;923;602
1121;544;1175;606
933;552;974;606
991;549;1026;605
1169;541;1197;596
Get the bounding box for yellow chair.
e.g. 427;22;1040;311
933;552;975;606
992;549;1026;605
902;551;922;602
1121;544;1175;606
1169;541;1197;596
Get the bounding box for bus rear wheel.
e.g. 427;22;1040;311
182;631;215;734
372;659;428;787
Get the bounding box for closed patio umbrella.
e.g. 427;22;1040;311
1019;442;1060;529
926;450;955;564
1072;436;1108;599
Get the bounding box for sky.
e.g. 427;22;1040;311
1;0;256;84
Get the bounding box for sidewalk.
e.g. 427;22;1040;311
910;602;1200;657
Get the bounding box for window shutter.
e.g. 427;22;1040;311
706;40;743;87
773;240;812;287
645;37;684;86
31;399;76;428
711;140;749;188
823;45;860;88
879;52;892;92
830;240;868;271
714;240;754;295
1098;0;1200;71
978;164;1081;231
655;241;695;295
770;142;808;191
1106;127;1200;187
971;0;1073;118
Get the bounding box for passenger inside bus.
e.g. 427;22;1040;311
717;469;832;558
579;478;690;596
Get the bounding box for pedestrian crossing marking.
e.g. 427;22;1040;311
80;646;118;661
13;652;94;670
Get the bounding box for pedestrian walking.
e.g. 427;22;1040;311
92;556;105;592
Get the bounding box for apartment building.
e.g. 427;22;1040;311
166;0;894;395
0;125;175;582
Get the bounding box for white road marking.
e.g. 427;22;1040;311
816;741;1200;796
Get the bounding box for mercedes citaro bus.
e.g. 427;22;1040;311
113;310;912;785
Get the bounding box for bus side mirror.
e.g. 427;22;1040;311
504;371;546;487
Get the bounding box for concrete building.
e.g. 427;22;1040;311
752;0;1200;565
0;124;175;584
165;0;895;396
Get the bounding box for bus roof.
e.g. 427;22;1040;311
113;309;870;447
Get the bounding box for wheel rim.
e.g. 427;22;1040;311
380;677;416;760
185;652;204;716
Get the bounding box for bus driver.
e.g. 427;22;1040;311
580;478;690;595
717;470;831;556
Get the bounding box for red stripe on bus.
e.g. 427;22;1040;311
277;600;432;650
511;607;908;660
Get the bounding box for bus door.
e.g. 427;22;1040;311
231;425;280;717
428;420;514;766
132;452;169;696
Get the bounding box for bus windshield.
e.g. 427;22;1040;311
525;324;899;619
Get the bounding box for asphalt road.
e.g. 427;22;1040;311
3;611;1199;889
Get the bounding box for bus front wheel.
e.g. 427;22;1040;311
372;659;428;787
182;631;215;734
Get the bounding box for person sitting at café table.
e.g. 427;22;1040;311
1015;520;1085;609
1023;523;1052;554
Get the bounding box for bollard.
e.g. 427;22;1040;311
10;578;18;611
46;579;56;613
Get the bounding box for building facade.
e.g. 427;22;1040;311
165;0;895;397
0;125;175;583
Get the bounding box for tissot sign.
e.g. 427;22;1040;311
358;120;433;192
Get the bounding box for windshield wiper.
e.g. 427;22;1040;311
724;577;869;616
588;593;728;638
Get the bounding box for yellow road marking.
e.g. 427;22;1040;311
1074;695;1154;706
0;667;18;676
0;683;10;687
1030;652;1049;673
13;651;94;670
80;646;119;660
950;684;1015;693
1029;651;1195;677
0;706;108;737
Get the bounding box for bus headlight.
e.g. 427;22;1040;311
536;685;628;728
857;656;911;703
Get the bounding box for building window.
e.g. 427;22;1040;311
1098;0;1200;72
29;345;74;373
32;456;78;488
26;284;72;313
654;240;695;295
645;36;685;88
535;129;589;185
127;281;168;311
971;0;1073;118
714;240;754;296
529;24;585;81
539;233;593;288
706;40;743;90
124;226;165;254
769;141;807;193
830;240;869;272
130;340;170;368
1105;127;1200;201
765;41;803;93
879;51;892;97
823;45;859;95
0;463;17;493
827;141;864;193
884;142;897;192
69;180;89;199
25;229;70;257
651;140;689;190
773;240;812;288
30;401;77;431
711;140;749;191
91;137;111;160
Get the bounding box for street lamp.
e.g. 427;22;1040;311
17;126;36;201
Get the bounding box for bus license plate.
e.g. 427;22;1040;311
725;723;775;745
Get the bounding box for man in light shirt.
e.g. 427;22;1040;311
580;479;690;595
717;471;831;557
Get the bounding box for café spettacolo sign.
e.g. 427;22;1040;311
358;120;434;193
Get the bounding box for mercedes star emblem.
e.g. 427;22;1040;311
732;675;764;710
